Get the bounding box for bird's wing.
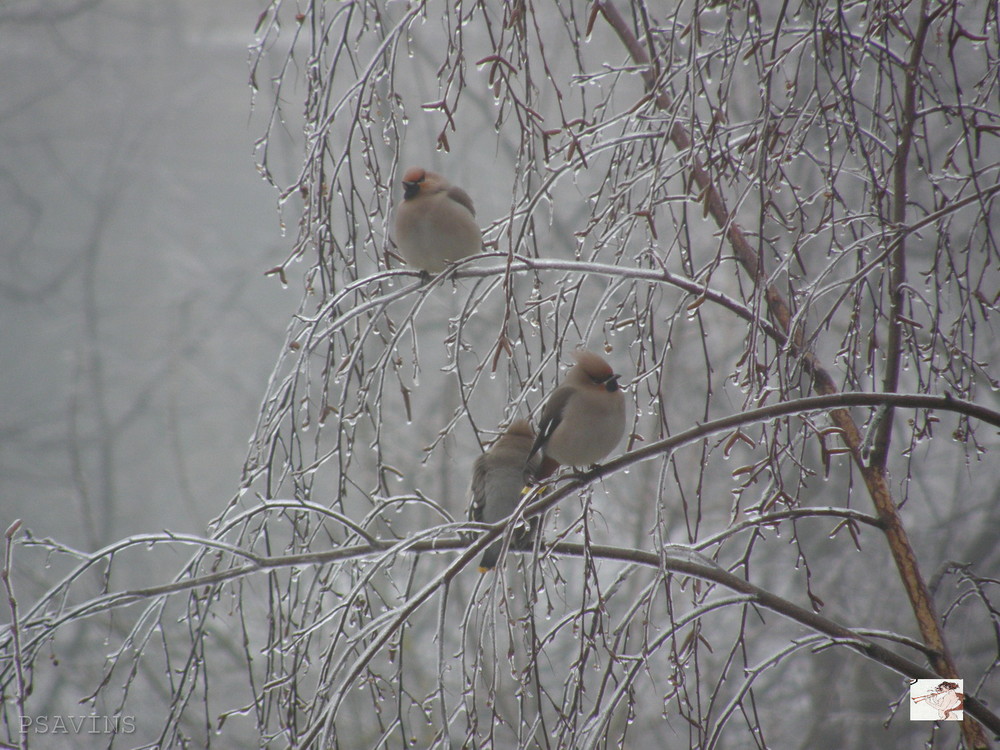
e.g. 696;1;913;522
468;454;489;523
527;386;574;461
446;185;476;217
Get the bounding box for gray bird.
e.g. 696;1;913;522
469;420;542;572
393;166;482;273
527;350;626;469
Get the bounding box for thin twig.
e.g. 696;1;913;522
2;520;28;750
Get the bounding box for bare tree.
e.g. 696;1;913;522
3;1;1000;748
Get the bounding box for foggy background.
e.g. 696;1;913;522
2;2;998;749
2;1;293;546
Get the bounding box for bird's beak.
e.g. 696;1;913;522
602;374;621;392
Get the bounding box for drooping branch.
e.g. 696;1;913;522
870;0;943;471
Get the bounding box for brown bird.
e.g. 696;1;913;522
393;166;482;273
527;350;626;470
469;419;542;572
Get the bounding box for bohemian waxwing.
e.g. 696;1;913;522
469;419;542;572
527;350;626;469
393;166;482;273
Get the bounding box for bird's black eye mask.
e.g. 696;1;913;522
595;374;620;392
402;174;425;200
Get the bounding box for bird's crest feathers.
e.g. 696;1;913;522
402;166;427;186
572;349;615;381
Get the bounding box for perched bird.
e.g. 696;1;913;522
393;166;482;273
527;350;626;470
469;419;542;572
